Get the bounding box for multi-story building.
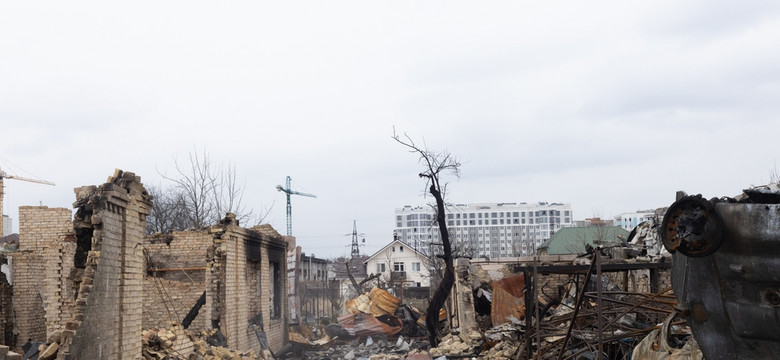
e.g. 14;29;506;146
614;210;656;230
394;202;574;258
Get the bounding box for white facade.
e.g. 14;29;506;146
394;202;574;258
614;210;656;230
364;240;430;287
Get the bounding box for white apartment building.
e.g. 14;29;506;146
394;202;574;258
614;210;656;230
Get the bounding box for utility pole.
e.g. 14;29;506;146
347;220;365;258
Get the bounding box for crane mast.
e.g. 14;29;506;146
0;167;55;236
275;176;316;236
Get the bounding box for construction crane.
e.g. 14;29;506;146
0;167;55;236
276;176;316;236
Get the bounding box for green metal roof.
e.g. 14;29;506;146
539;226;630;255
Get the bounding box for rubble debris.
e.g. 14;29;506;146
626;216;667;258
490;274;526;326
346;287;401;317
337;313;403;337
0;344;22;360
141;325;268;360
395;305;424;338
429;331;482;358
632;312;703;360
293;335;427;360
736;182;780;203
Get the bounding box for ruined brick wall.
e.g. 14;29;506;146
0;255;13;346
224;233;251;351
144;277;206;331
45;240;77;336
12;206;72;348
143;231;210;331
254;225;288;352
205;220;288;354
66;171;151;360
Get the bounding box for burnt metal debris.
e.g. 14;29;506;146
662;186;780;360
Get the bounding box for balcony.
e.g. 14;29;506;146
391;271;407;281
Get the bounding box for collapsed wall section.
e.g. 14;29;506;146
65;170;151;360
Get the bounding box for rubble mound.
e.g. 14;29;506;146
142;326;265;360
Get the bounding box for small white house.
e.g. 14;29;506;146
364;240;430;288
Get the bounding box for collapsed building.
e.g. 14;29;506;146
0;170;289;359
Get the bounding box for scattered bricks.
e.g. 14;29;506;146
39;342;58;360
47;329;62;344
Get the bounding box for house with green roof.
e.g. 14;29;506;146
537;226;630;255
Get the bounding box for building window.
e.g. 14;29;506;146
416;282;422;287
394;262;405;271
377;263;386;273
270;261;281;318
412;262;421;271
400;246;404;252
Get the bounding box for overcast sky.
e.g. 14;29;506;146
2;1;780;258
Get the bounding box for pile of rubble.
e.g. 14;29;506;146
295;335;423;360
141;325;268;360
284;249;702;360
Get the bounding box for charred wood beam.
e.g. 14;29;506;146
511;261;671;275
182;291;206;329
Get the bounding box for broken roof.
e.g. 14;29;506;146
364;239;427;263
539;226;629;255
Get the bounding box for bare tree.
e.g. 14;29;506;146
160;150;220;229
146;184;189;234
392;128;461;347
150;148;265;233
213;162;254;225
